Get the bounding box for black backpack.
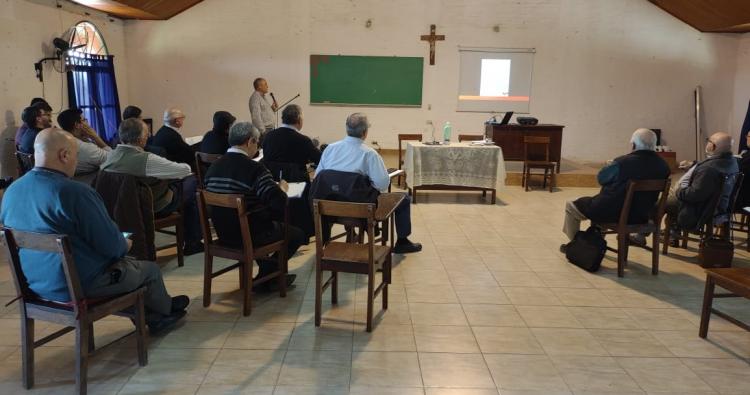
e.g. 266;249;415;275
564;226;607;272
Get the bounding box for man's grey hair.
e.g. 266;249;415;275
631;128;657;151
119;118;146;144
346;113;370;138
229;121;260;146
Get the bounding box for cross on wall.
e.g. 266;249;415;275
420;24;445;65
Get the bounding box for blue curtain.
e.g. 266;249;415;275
66;54;122;143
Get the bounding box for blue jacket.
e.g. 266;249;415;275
0;168;128;302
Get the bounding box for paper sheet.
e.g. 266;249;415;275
286;182;306;198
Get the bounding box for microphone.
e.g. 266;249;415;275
270;92;277;103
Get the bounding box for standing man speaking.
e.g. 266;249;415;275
249;77;278;140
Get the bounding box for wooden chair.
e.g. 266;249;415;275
197;190;288;316
194;152;222;187
700;267;750;338
15;150;34;177
458;134;484;142
313;199;392;332
95;172;185;267
663;173;741;254
0;228;147;395
522;136;556;192
731;208;750;252
594;179;671;277
397;133;422;187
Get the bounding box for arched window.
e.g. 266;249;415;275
68;21;109;56
66;21;121;142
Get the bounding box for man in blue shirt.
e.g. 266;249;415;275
0;128;189;335
316;113;422;253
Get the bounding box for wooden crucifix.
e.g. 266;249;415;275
420;24;445;65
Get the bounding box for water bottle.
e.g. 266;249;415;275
425;120;436;143
443;121;452;143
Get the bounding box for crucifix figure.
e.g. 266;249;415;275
420;24;445;65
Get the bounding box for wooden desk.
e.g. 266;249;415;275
485;123;564;173
700;268;750;338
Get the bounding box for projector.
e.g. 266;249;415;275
517;116;538;126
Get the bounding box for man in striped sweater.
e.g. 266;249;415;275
204;122;303;291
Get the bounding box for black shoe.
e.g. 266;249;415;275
253;274;297;293
148;310;186;336
559;244;568;254
393;239;422;254
628;234;647;248
171;295;190;312
183;241;204;256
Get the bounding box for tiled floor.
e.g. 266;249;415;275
1;186;749;394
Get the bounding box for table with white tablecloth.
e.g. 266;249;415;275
404;142;506;204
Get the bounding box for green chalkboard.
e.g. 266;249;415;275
310;55;423;107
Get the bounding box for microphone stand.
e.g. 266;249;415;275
274;94;301;128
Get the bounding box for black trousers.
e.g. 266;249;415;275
253;221;306;275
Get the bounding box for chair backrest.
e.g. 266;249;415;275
616;178;671;227
94;171;157;261
712;172;743;226
398;134;422;169
312;199;377;257
15;151;34;177
458;134;484;142
196;189;256;260
523;136;551;162
0;228;84;312
729;172;745;214
195;152;222;188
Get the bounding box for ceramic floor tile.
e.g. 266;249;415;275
531;328;609;356
419;352;495;388
551;355;641;393
551;288;614;307
516;305;582;328
472;326;545;354
484;354;570;391
462;304;526;327
225;322;294;350
681;357;750;395
651;330;739;358
409;303;468;326
202;349;284;386
414;325;480;353
504;287;562;306
277;350;352;387
453;285;510;305
352;324;416;352
567;307;641;330
492;271;545;287
350;351;423;387
615;357;714;393
588;329;675;357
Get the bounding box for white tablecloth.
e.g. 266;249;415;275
404;142;506;191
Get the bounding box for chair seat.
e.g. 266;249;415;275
525;161;556;167
596;221;656;234
322;242;390;264
154;212;181;227
705;268;750;293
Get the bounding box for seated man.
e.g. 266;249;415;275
18;102;53;154
315;113;422;254
15;98;51;147
0;128;188;334
562;128;670;245
101;118;204;255
122;105;142;120
201;111;236;154
204;122;303;290
734;132;750;211
666;132;738;235
151;108;197;167
57;108;111;184
262;104;321;176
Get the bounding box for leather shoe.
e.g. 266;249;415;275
183;241;204;256
148;310;186;336
171;295;190;312
559;244;568;254
394;239;422;254
253;274;297;293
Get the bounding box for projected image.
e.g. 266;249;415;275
479;59;511;97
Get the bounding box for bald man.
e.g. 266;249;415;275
0;128;189;335
666;132;739;234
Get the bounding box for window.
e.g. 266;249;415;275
66;21;121;142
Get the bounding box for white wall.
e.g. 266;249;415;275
732;33;750;146
123;0;741;162
0;0;129;177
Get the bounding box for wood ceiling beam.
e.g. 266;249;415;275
649;0;750;33
69;0;203;20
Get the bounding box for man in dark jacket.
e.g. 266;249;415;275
262;104;321;173
200;111;236;154
562;128;670;242
668;132;738;232
18;102;53;153
204;122;303;291
15;98;51;147
151;108;197;167
735;132;750;211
